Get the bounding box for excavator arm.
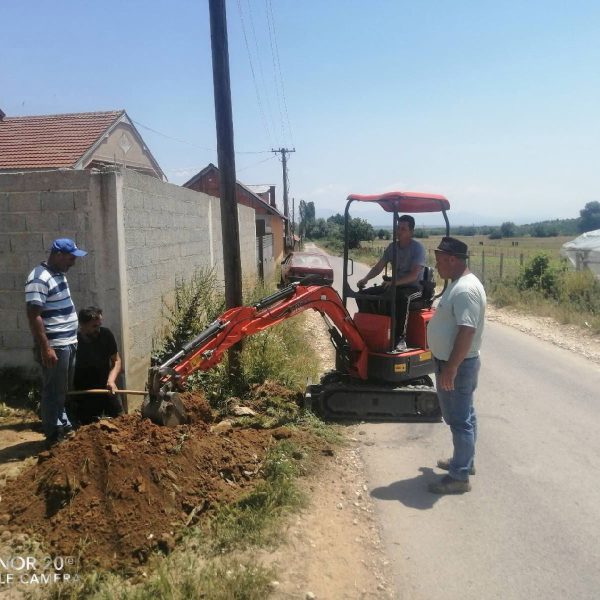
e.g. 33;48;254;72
142;283;368;426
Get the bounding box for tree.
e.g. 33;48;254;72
377;229;386;240
347;217;375;249
500;222;517;238
578;201;600;233
298;200;316;238
327;213;345;226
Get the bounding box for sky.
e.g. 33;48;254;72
2;0;599;226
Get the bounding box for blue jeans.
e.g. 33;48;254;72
37;344;76;439
435;356;480;481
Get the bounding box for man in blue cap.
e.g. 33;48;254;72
25;238;88;448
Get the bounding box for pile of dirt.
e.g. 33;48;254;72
0;391;312;571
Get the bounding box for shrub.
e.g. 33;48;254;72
517;253;563;299
153;272;320;410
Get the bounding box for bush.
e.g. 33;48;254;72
517;253;563;299
559;269;600;314
153;272;320;410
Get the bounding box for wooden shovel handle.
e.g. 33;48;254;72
67;389;147;396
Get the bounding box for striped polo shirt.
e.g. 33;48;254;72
25;262;78;347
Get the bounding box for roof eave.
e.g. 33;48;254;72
74;111;166;180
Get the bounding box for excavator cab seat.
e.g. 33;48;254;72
408;266;436;311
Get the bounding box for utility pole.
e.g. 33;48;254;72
292;197;295;242
272;147;295;249
209;0;243;374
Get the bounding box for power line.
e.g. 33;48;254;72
266;0;295;148
132;119;271;155
236;0;274;147
237;153;277;173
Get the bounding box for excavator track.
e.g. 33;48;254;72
305;373;441;422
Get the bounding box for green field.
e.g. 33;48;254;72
356;235;572;282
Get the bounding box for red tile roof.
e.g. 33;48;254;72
0;110;124;169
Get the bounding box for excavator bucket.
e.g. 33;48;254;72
141;392;188;427
141;367;189;427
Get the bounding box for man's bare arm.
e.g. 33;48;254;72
357;258;387;288
107;352;122;393
26;304;57;368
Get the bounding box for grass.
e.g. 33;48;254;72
200;440;307;554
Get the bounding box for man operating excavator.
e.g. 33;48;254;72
356;214;426;351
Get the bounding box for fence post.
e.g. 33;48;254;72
520;252;524;267
481;250;485;284
499;253;504;279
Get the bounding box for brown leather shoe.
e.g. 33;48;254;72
428;474;471;494
437;458;476;476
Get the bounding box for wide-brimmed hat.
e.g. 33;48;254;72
435;236;469;258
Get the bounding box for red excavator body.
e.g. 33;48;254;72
142;191;451;426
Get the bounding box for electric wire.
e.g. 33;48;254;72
246;0;277;137
264;0;287;145
236;0;274;147
132;120;270;155
266;0;295;148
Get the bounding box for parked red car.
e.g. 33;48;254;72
280;252;334;286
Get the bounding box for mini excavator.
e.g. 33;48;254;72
142;191;451;427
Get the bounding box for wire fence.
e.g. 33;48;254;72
426;248;529;285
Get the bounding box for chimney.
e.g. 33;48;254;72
0;109;5;121
269;185;276;208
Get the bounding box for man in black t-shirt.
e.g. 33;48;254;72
71;306;123;425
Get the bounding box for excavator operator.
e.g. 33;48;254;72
356;214;426;351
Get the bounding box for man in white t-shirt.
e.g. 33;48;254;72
427;237;486;494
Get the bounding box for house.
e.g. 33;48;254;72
0;108;164;180
184;163;287;276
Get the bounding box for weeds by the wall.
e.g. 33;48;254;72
153;272;320;412
0;366;40;411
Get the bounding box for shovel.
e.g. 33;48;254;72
67;389;147;396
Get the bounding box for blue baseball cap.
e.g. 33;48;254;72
51;238;88;257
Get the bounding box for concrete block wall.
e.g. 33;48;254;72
0;168;257;401
0;170;108;367
120;169;257;391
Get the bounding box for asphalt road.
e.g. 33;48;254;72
309;243;600;600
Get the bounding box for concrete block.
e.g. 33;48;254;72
29;170;92;192
123;188;145;211
0;291;23;310
8;191;41;212
0;173;28;193
2;329;33;350
0;234;9;253
125;229;146;249
1;251;30;273
9;233;45;253
0;309;19;330
41;191;75;211
24;212;59;232
3;273;19;290
0;192;9;212
73;191;91;211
